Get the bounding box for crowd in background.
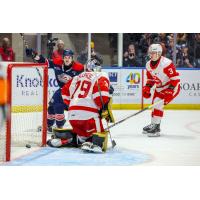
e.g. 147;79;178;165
1;33;200;68
117;33;200;68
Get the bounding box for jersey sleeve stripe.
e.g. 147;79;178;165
170;76;180;80
69;105;99;113
92;91;110;99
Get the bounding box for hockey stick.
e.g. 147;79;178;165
19;33;43;81
106;100;164;130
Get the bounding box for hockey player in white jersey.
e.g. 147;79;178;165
143;44;180;137
47;59;114;153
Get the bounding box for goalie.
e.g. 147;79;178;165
47;59;115;153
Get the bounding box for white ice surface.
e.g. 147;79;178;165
1;110;200;165
111;110;200;165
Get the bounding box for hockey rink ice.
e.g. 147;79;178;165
4;109;200;166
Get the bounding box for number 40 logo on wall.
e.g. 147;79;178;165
126;72;140;84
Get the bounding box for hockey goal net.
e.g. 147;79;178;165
0;63;48;162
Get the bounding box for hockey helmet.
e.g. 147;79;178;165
148;43;162;60
63;49;74;58
86;59;101;72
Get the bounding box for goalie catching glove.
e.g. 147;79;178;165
100;98;115;123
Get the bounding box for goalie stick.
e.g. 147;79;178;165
106;100;164;130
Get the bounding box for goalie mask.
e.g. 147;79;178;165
86;59;102;72
148;44;162;61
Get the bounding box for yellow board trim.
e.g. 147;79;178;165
12;105;43;113
11;104;200;113
112;104;200;110
143;104;200;110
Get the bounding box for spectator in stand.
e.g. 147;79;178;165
176;33;188;46
176;44;193;68
77;41;103;65
158;33;168;44
51;40;64;65
0;38;15;61
189;33;200;68
166;35;174;60
123;44;142;67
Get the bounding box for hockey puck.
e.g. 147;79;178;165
26;144;31;148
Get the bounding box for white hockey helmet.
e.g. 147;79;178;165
86;59;102;72
148;44;162;61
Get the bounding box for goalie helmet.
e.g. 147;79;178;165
86;59;102;72
148;44;162;61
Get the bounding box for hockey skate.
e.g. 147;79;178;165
81;142;103;153
143;124;155;134
146;124;161;137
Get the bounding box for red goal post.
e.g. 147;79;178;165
5;63;48;162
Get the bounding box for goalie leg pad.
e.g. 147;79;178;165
47;138;73;148
47;138;62;147
53;128;74;140
92;131;109;152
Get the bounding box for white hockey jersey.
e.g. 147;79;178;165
61;71;110;120
145;56;180;92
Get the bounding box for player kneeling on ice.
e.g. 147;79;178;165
47;59;115;153
143;44;180;137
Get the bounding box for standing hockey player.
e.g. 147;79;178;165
47;59;115;153
143;43;180;137
26;48;84;132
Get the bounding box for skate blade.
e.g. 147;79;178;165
147;132;160;137
142;130;148;134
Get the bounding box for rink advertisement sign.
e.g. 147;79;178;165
104;69;121;104
3;60;199;110
173;70;200;104
12;68;59;106
103;68;142;106
121;69;142;104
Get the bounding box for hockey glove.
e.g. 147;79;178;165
163;88;174;105
109;85;114;95
100;98;115;123
143;85;151;98
25;48;38;58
